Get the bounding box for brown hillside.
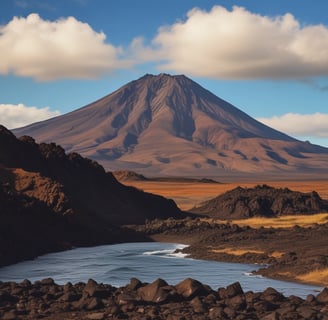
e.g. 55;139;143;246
0;125;185;266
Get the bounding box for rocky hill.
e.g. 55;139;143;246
0;125;184;266
13;74;328;177
113;170;148;181
190;185;328;219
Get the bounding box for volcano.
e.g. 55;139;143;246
13;74;328;177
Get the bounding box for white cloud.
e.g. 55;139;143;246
0;13;130;81
3;7;328;81
0;103;60;129
257;113;328;138
147;6;328;79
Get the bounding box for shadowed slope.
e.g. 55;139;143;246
13;74;328;176
0;125;185;266
0;125;183;225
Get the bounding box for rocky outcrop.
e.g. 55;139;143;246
0;125;185;267
0;125;183;224
190;185;328;219
113;170;148;181
0;278;327;319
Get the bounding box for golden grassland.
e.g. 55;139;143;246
212;213;328;228
211;248;284;258
277;269;328;287
121;179;328;211
297;269;328;286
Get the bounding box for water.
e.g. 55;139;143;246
0;242;322;298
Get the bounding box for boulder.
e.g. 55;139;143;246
84;279;98;297
126;277;142;291
262;287;285;303
83;279;110;299
317;287;328;303
137;278;171;303
175;278;210;299
218;281;244;299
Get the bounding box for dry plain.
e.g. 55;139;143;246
119;179;328;212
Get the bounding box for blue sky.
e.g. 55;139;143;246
1;0;328;146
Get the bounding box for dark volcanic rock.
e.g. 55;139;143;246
0;125;185;267
175;278;211;299
218;281;244;299
137;278;172;303
0;278;328;319
190;184;328;219
317;288;328;303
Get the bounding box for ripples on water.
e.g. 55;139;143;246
0;242;322;298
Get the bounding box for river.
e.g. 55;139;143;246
0;242;322;298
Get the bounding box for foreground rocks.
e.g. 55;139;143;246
1;278;328;320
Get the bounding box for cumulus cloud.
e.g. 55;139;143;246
3;7;328;81
148;6;328;79
0;13;130;81
257;113;328;138
0;103;60;129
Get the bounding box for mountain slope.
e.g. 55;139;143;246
13;74;328;177
0;125;184;266
0;125;182;225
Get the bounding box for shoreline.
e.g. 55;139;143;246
132;218;328;288
1;214;328;290
150;234;326;288
1;229;326;289
0;236;323;291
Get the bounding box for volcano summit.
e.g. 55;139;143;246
13;74;328;177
